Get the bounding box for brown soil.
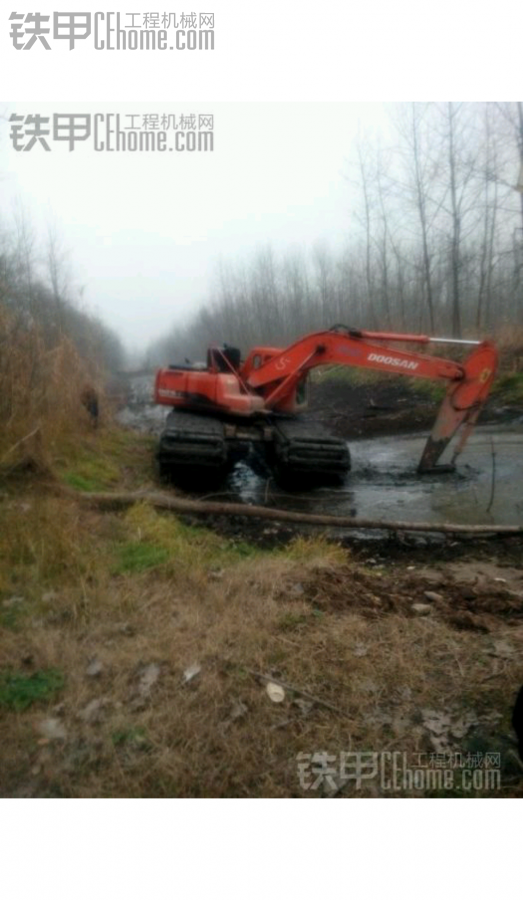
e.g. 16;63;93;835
294;554;523;635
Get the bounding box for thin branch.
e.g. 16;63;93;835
0;426;40;463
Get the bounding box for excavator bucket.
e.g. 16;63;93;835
417;341;498;472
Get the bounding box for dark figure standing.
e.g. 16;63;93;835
81;385;99;428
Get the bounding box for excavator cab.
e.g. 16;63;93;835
207;344;242;373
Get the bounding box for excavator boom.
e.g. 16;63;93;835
241;327;498;471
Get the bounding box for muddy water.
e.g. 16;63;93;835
230;427;523;528
118;377;523;528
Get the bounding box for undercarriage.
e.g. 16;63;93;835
157;409;351;487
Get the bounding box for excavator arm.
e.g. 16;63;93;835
243;326;498;472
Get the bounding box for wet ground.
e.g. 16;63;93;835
116;373;523;532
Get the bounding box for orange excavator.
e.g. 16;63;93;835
154;325;498;485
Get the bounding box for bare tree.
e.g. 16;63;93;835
352;138;378;327
46;222;71;333
476;104;499;329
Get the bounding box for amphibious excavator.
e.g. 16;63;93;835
154;325;498;485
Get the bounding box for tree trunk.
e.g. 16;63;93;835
448;103;462;338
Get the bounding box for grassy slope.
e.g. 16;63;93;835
1;424;522;798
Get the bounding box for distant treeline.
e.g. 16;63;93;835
147;102;523;365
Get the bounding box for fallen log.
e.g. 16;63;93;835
66;487;523;536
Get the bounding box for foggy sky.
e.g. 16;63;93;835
1;102;392;350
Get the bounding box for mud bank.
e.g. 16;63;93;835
309;375;523;439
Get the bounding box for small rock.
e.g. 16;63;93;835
36;718;67;741
421;709;452;736
80;698;105;724
491;640;515;659
367;709;393;726
411;603;432;616
221;699;248;730
397;686;413;702
293;698;314;716
209;569;225;581
266;682;285;703
352;643;369;658
138;663;161;697
450;712;478;739
290;583;305;597
360;679;379;694
45;609;72;626
229;700;248;721
85;658;103;678
424;591;444;603
183;663;201;684
426;573;446;587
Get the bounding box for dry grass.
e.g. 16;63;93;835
1;485;522;798
0;307;104;474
